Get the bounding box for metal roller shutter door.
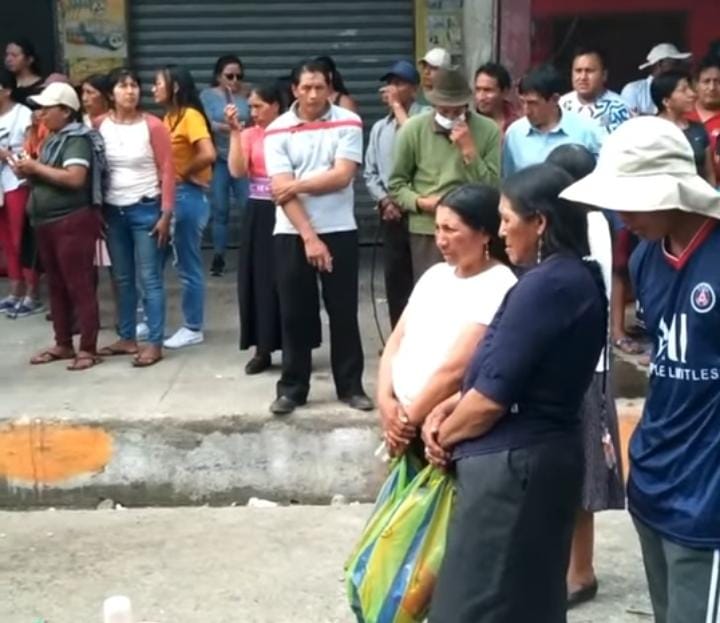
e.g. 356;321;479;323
128;0;415;242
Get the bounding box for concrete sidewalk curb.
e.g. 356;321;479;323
0;412;387;509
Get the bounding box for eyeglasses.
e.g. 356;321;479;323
223;73;242;81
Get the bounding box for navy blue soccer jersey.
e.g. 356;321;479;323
629;219;720;548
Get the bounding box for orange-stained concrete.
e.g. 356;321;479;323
0;423;112;485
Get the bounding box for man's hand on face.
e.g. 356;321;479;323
450;119;478;163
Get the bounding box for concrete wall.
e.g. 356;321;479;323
0;416;387;509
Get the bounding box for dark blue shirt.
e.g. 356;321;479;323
629;220;720;549
455;254;606;458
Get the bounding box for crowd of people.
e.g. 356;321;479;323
1;31;720;622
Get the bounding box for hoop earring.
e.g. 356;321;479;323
536;238;543;264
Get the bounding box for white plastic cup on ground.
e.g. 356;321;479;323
103;595;134;623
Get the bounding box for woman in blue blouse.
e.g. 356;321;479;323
424;163;608;623
200;55;251;277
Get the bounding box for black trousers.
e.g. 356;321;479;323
429;436;583;623
237;199;282;353
274;231;365;403
381;214;414;329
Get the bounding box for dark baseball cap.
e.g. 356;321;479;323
380;60;420;85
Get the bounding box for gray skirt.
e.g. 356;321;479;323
579;372;626;512
429;436;583;623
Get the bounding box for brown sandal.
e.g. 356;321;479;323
30;349;75;365
98;342;139;357
67;353;103;371
132;352;163;368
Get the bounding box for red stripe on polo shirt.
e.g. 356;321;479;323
264;119;362;137
662;218;717;270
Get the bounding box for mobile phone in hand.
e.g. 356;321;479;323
224;87;234;105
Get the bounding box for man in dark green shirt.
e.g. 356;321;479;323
388;67;501;281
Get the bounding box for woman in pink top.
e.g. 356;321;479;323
96;67;175;368
227;83;285;375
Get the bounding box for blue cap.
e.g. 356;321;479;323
380;60;420;85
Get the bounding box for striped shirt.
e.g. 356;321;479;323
264;103;363;235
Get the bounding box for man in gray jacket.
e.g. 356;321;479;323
363;59;426;327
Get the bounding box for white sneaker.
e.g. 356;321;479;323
163;327;204;349
136;322;150;341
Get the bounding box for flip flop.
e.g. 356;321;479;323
613;336;645;355
132;352;163;368
67;354;104;372
98;344;139;356
30;350;75;365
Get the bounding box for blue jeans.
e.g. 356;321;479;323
104;200;166;346
171;183;210;331
210;158;249;254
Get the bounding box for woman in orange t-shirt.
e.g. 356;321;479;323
153;65;216;350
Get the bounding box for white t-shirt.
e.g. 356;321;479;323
99;117;160;207
0;103;32;192
264;103;363;235
392;262;517;407
587;211;613;372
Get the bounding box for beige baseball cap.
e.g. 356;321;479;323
639;43;691;70
28;82;80;112
560;116;720;217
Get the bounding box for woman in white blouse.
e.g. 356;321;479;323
376;183;517;454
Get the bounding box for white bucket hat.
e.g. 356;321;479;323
638;43;691;70
560;116;720;217
28;82;80;112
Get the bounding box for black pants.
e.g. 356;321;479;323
237;199;282;353
381;214;414;329
274;231;365;403
429;436;583;623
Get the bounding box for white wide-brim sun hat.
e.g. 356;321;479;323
560;116;720;218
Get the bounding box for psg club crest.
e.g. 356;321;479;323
690;282;716;314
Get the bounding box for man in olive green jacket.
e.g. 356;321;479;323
389;67;501;281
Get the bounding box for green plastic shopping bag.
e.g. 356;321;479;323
345;461;455;623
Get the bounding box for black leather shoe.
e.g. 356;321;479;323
341;394;374;411
210;253;225;277
567;580;598;609
245;354;271;375
270;396;300;415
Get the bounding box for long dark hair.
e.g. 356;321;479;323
315;55;350;95
6;38;41;76
159;65;212;134
502;164;590;259
86;70;115;111
211;54;244;86
502;163;607;314
251;81;286;114
0;67;16;92
546;143;596;182
439;183;509;265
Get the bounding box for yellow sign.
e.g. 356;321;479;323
59;0;128;81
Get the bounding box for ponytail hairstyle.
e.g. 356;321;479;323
160;65;213;135
438;183;509;265
251;81;287;114
314;55;350;95
502;162;607;331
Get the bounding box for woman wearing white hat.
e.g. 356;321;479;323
562;116;720;623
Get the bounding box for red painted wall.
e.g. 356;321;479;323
531;0;719;60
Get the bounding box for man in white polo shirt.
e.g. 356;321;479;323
264;59;372;415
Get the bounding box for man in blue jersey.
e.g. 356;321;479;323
562;116;720;623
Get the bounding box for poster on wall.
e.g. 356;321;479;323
416;0;464;66
58;0;128;81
